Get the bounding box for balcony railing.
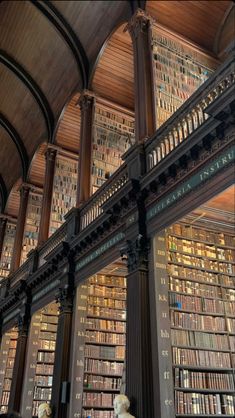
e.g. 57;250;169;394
80;162;129;230
145;53;235;171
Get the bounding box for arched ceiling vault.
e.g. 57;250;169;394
0;0;234;212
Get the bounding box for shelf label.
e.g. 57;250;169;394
147;145;235;220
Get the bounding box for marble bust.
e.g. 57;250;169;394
114;394;135;418
38;403;52;418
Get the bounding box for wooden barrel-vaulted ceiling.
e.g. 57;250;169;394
0;0;234;213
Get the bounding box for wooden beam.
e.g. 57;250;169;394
0;175;7;213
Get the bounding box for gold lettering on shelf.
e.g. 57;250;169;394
157;236;165;242
30;364;36;369
76;376;82;382
75;393;81;399
164;371;170;380
162;312;167;318
80;295;87;300
28;390;33;396
156;262;166;269
74;413;80;418
29;378;34;382
26;406;32;411
160;277;166;285
80;317;85;323
77;360;84;367
165;399;173;406
157;250;166;256
161;329;170;338
161;350;169;357
77;306;86;311
159;294;167;302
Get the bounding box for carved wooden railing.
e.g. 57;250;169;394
146;54;235;171
80;163;129;230
38;222;68;267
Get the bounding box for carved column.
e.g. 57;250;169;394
0;217;7;261
126;9;156;142
123;235;154;418
8;299;31;412
10;185;30;272
77;91;94;206
51;283;74;418
38;147;57;245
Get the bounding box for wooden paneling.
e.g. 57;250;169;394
5;180;21;219
55;93;81;153
92;24;134;110
217;5;235;57
0;127;22;191
0;1;80;117
27;143;47;188
0;66;47;158
146;0;232;53
51;0;132;65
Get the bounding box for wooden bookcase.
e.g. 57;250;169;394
0;328;18;413
20;302;58;418
152;27;216;128
154;222;235;417
70;274;126;418
49;154;78;236
0;221;16;280
91;100;134;194
20;191;43;265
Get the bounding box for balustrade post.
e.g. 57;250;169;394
0;217;7;261
126;9;156;142
51;282;74;418
38;147;57;245
10;185;30;272
77;90;94;206
8;289;31;412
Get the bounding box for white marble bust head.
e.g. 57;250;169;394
38;403;52;418
114;394;135;417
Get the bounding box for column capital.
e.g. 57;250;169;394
16;312;30;337
45;146;57;162
19;183;31;199
125;9;154;40
77;90;95;112
55;284;74;314
121;234;150;272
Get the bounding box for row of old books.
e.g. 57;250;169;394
172;347;231;368
171;329;231;351
174;368;235;390
175;391;235;415
168;224;234;247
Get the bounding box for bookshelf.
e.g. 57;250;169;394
0;221;16;280
0;328;18;413
20;302;58;418
20;191;42;265
91;101;134;194
49;154;78;235
154;222;235;417
70;275;126;418
152;28;215;127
